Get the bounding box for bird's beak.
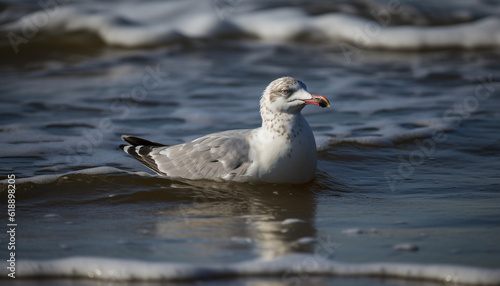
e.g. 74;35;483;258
302;94;330;108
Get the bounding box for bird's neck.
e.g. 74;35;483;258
260;105;303;139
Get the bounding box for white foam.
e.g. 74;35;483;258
10;255;500;284
328;136;395;147
3;1;500;50
313;14;500;50
282;218;306;225
323;114;461;147
394;243;420;252
295;237;317;244
233;8;313;42
341;228;364;235
0;166;153;186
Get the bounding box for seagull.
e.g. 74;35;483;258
120;76;330;184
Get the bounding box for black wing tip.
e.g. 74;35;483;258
120;135;167;147
120;144;165;176
120;144;137;157
121;135;138;145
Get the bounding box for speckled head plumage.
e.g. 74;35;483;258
260;76;330;115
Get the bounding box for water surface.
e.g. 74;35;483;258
1;0;500;285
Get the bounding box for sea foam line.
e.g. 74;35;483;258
0;166;153;186
3;1;500;50
7;255;500;285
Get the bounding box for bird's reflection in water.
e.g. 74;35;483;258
153;171;349;260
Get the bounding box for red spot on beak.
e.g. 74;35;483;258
302;94;330;108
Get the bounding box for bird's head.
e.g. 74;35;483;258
261;76;330;114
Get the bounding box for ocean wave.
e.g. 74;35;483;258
1;1;500;51
0;166;153;186
318;115;459;148
7;254;500;284
0;165;349;195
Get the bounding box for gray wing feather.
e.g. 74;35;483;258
122;130;253;181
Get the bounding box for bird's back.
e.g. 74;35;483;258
121;130;253;182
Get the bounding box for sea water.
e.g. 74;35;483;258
0;0;499;285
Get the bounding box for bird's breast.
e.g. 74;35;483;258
247;116;317;183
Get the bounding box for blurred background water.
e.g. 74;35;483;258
0;0;499;285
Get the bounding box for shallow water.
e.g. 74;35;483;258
1;0;500;285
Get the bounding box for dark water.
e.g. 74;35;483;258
1;0;500;285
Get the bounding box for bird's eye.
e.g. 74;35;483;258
281;89;290;96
